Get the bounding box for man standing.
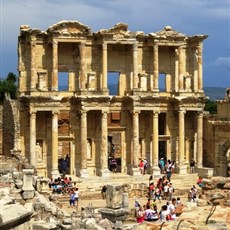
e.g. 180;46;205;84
190;159;196;173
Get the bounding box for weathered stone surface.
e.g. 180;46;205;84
106;184;123;209
0;203;33;229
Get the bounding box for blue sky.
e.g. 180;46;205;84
0;0;229;87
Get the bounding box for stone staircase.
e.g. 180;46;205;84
50;173;199;204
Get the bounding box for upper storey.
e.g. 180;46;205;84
18;20;208;98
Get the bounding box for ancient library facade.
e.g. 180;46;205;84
17;21;207;178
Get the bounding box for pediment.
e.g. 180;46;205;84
47;20;91;34
98;23;131;38
155;26;186;38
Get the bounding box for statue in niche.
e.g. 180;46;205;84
36;143;42;162
87;139;92;159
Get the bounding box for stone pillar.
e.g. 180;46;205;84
174;48;179;92
166;111;172;161
22;169;35;199
197;112;203;168
132;110;141;175
102;43;108;90
30;111;36;168
193;49;198;92
197;43;203;91
80;110;89;177
52;40;58;91
30;36;37;90
133;43;138;89
100;111;110;177
152;111;160;176
68;71;75;91
153;43;159;91
178;110;187;174
51;111;59;178
80;42;86;89
178;46;184;91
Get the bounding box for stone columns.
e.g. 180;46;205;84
22;169;35;199
52;40;58;91
197;43;203;91
100;111;110;177
178;46;184;91
80;110;89;177
102;43;108;90
174;48;179;92
132;110;140;175
152;111;160;176
133;43;138;89
80;42;86;89
153;43;159;91
197;112;203;168
166;112;171;161
30;36;37;90
178;110;185;165
51;111;59;178
30;111;36;168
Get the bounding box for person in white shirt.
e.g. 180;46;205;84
168;198;177;220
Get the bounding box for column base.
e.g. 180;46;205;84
51;169;60;179
99;169;111;178
175;165;187;174
130;167;141;176
79;169;89;178
152;166;161;177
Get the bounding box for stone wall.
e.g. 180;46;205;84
3;97;20;156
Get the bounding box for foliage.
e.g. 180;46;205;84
0;72;18;102
204;99;217;114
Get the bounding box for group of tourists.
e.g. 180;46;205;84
139;158;148;175
49;176;73;194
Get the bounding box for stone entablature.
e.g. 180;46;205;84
17;21;207;178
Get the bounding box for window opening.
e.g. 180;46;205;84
108;72;119;96
159;73;166;92
58;72;68;91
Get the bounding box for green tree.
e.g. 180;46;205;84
204;99;217;114
0;72;18;102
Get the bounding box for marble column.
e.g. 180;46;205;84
166;112;172;161
80;110;89;177
178;110;185;164
133;43;138;89
80;42;86;89
193;48;198;92
153;43;159;91
174;48;179;92
197;112;203;168
30;36;37;90
178;110;187;174
52;40;58;91
100;111;110;177
51;111;59;178
132;110;141;175
178;46;184;91
197;43;203;91
152;111;160;176
30;111;36;168
102;43;108;90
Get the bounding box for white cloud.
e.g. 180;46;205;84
212;56;230;68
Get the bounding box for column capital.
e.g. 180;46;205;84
179;109;186;115
52;110;59;116
132;110;140;115
52;40;58;47
133;43;138;50
153;42;159;50
101;110;108;117
102;42;108;50
153;110;160;116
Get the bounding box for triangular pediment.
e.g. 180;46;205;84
47;20;91;34
98;23;132;39
156;26;186;38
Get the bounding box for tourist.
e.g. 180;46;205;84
154;185;161;202
149;182;155;199
159;158;165;174
197;176;204;189
101;185;107;199
176;197;181;205
190;159;196;173
159;205;169;222
139;159;144;174
168;198;177;220
143;157;148;174
68;189;76;208
144;206;158;221
166;166;172;182
168;183;174;201
74;187;79;208
136;205;145;223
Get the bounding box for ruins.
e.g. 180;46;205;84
16;20;208;178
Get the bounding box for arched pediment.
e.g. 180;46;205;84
47;20;91;35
